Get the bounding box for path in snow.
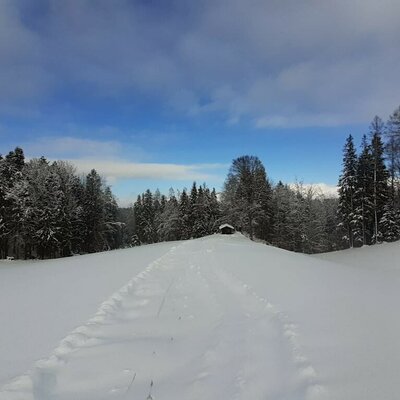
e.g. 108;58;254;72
1;237;324;400
0;242;178;385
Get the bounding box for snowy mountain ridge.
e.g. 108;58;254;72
1;234;399;400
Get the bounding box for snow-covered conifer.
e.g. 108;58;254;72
370;117;389;243
337;135;357;247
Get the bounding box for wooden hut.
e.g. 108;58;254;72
219;224;235;235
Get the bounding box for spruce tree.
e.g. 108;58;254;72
270;182;295;250
209;188;221;233
157;189;181;241
386;106;400;209
337;135;357;248
179;189;191;239
141;189;156;243
353;135;374;245
192;186;208;238
380;204;400;242
83;169;105;252
133;195;144;244
189;182;198;238
369;117;389;243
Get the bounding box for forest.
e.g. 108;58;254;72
1;105;399;259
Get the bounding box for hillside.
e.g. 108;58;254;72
0;234;399;400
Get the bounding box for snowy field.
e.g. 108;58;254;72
0;234;399;400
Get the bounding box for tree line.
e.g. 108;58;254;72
1;104;399;259
131;105;400;253
132;184;221;244
337;106;400;247
0;149;125;259
130;156;340;254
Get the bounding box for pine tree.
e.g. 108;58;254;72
253;165;273;242
103;186;121;250
189;182;198;238
51;161;83;256
270;182;295;250
337;135;357;248
35;167;63;258
380;204;400;242
209;188;221;233
353;135;374;246
0;147;25;258
141;189;156;243
133;195;144;244
295;183;327;254
370;117;389;243
0;148;122;259
386;106;400;209
192;186;208;238
153;189;162;243
179;189;191;239
83;169;105;252
157;189;181;241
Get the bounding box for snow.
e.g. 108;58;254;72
218;223;234;230
0;243;178;386
0;234;399;399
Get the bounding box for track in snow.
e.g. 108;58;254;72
1;237;324;400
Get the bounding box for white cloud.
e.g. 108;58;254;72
68;158;225;182
23;135;226;184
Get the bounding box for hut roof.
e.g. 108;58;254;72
219;224;235;230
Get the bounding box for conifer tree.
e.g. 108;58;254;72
189;182;198;238
157;189;181;241
0;148;25;257
141;189;157;243
337;135;357;248
270;181;295;250
179;189;191;239
192;186;208;238
83;169;105;252
353;135;374;245
208;188;221;233
386;106;400;209
103;186;121;249
380;204;400;242
133;195;144;244
369;117;389;243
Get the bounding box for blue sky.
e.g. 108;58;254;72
1;0;400;205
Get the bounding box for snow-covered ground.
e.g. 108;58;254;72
0;234;399;399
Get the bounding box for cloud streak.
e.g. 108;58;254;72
23;135;226;183
68;159;226;182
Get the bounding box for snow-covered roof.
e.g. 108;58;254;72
219;224;235;230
